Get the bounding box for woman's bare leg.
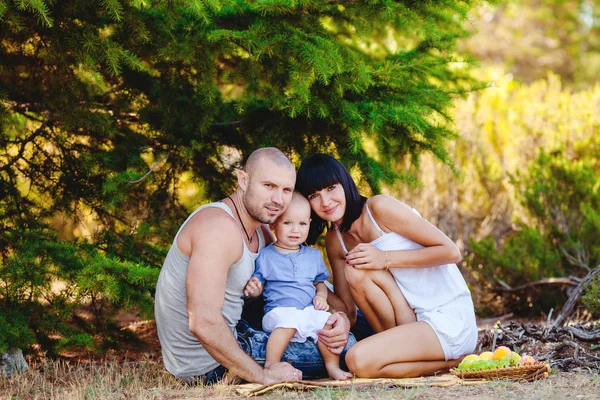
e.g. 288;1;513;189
265;328;296;367
344;266;416;332
345;321;458;378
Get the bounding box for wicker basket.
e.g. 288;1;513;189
450;362;551;382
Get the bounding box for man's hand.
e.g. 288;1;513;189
316;312;350;354
243;277;263;297
312;295;330;311
262;362;302;384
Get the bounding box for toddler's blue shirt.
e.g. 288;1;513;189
253;243;330;314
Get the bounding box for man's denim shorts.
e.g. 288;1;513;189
198;318;358;384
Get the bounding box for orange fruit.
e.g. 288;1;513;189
493;346;512;360
480;351;494;361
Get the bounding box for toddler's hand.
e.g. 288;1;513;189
244;277;263;297
313;295;329;311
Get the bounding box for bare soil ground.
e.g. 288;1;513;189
2;317;599;399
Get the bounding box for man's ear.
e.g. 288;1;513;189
237;169;249;192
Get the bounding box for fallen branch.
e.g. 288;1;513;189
476;313;514;327
567;326;600;342
551;264;600;328
495;277;577;292
539;341;600;363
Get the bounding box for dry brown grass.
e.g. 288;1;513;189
1;356;599;399
1;357;193;400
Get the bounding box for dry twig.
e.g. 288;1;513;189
478;321;600;373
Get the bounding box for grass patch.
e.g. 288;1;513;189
1;357;599;399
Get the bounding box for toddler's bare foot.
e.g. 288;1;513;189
326;364;353;380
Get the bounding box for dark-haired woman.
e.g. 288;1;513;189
296;154;477;378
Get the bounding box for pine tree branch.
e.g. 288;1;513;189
117;112;140;122
0;124;49;172
326;0;358;5
211;120;244;127
1;100;48;121
13;110;45;123
128;155;169;184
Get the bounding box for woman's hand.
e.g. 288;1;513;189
316;312;350;354
345;243;387;270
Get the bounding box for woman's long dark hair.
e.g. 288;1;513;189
296;154;366;245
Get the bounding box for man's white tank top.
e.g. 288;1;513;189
335;201;470;314
154;202;265;377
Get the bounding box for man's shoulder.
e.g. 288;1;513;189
187;204;237;231
178;205;241;254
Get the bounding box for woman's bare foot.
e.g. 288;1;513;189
326;364;353;380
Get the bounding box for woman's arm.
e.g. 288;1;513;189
346;195;461;270
325;231;358;326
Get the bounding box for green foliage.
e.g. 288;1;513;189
400;70;600;317
471;226;563;284
0;313;36;354
466;101;600;315
518;149;600;268
0;226;158;353
1;0;485;353
469;226;564;315
582;275;600;315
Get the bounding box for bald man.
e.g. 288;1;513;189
154;148;353;385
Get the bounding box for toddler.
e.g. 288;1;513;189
244;192;352;380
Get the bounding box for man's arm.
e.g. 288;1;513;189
317;311;351;354
184;209;299;384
